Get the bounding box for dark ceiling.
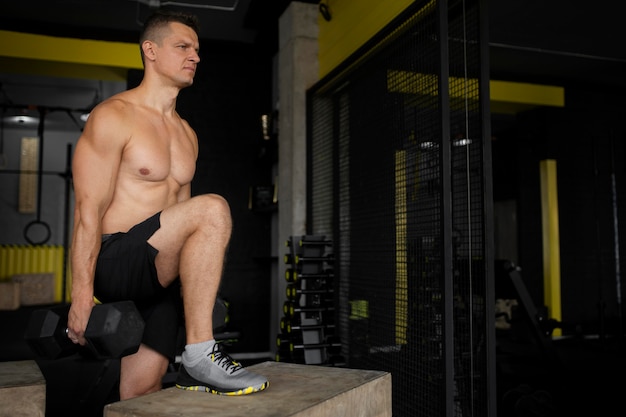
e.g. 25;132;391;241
0;0;301;50
0;0;624;126
1;0;624;88
487;0;626;90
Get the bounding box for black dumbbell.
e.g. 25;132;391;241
283;300;334;318
24;300;145;360
288;335;342;354
280;317;335;334
284;268;334;283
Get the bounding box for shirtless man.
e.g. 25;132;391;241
66;10;268;399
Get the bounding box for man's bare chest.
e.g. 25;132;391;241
122;129;196;184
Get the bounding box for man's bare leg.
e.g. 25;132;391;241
146;194;268;395
149;194;230;340
116;194;226;399
120;345;170;399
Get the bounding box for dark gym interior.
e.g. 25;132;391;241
1;1;626;416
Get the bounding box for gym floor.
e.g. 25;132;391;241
496;319;626;416
2;304;626;417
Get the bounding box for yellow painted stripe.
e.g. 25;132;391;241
387;70;479;98
491;80;565;107
395;150;408;344
0;30;142;69
0;56;130;82
540;160;562;337
387;70;564;111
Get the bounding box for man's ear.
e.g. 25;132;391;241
142;40;156;61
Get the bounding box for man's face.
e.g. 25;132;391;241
156;22;200;87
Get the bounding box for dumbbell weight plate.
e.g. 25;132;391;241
84;301;145;359
24;304;74;359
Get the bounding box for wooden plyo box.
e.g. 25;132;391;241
12;273;55;306
0;360;46;417
104;361;392;417
0;282;21;310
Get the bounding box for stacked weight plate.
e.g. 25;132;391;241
276;235;343;366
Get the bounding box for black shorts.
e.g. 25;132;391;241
94;212;182;361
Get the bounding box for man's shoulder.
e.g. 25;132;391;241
101;89;137;108
90;90;140;122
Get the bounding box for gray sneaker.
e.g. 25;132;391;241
175;343;269;395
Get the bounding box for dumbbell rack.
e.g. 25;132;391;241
276;235;343;366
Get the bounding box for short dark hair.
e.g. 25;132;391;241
139;10;200;61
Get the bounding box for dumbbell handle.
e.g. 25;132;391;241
64;327;74;341
65;308;131;355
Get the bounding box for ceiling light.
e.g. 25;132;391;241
419;141;438;149
452;138;472;147
3;115;39;126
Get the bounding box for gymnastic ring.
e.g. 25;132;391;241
24;220;51;245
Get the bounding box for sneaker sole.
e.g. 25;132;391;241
175;381;269;396
175;365;269;396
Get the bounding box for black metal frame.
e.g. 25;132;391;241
306;1;495;415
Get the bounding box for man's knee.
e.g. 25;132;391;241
120;366;164;400
199;193;229;212
194;194;231;231
119;346;169;399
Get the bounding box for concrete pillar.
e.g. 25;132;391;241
273;2;319;348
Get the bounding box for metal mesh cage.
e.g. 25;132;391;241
307;0;494;416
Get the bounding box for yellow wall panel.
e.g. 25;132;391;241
0;30;141;81
318;0;414;78
0;245;69;303
540;160;562;337
0;30;142;69
491;80;564;107
0;56;130;82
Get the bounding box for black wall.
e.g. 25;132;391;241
128;41;275;353
493;85;626;337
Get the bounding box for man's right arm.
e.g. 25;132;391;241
67;100;130;345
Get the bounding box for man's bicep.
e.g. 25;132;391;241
72;134;121;214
